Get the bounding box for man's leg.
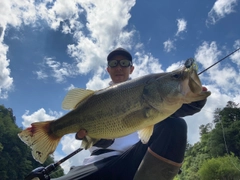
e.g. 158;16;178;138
134;117;187;180
53;141;148;180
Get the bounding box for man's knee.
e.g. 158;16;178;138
153;117;187;138
149;117;188;163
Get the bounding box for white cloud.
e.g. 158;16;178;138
0;43;13;99
166;61;183;72
66;0;136;78
207;0;238;25
195;41;239;93
65;84;77;91
231;39;240;66
35;70;48;80
21;108;63;127
195;41;221;69
176;18;187;36
54;134;90;174
163;39;175;52
133;51;163;77
43;57;79;83
163;18;187;53
0;1;37;28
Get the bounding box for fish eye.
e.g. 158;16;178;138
172;73;181;79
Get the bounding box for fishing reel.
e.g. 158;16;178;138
25;166;51;180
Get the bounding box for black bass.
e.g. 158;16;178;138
18;63;211;164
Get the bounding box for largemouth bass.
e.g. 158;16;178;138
18;63;211;164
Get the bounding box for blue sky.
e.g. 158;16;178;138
1;0;240;174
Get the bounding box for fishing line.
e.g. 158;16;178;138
185;103;240;172
220;115;240;172
197;47;240;75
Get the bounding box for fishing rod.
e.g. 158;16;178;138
197;47;240;75
25;148;83;180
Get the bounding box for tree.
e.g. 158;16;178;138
175;101;240;180
198;154;240;180
0;105;64;179
208;101;240;157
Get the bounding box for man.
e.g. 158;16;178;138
54;47;208;180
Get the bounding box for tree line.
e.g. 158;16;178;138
175;101;240;180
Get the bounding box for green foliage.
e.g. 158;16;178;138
0;105;64;179
198;154;240;180
176;101;240;180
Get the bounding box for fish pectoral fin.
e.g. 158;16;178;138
62;88;95;110
81;136;99;149
138;125;154;144
18;121;62;164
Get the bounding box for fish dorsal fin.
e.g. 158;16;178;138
138;125;154;144
62;88;94;110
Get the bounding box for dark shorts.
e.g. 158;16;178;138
53;117;187;180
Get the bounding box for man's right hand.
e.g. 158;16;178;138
75;129;88;140
75;129;115;148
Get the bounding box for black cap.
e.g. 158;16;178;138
107;47;132;61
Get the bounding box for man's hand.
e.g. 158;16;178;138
75;129;115;148
75;129;88;140
172;86;209;117
202;86;208;91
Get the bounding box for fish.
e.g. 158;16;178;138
18;63;211;164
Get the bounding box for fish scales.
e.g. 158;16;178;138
52;75;152;138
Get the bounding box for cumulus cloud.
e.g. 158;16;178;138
207;0;238;25
66;0;136;79
195;41;239;93
166;61;184;72
21;108;63;127
0;43;13;99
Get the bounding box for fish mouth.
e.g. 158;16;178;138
178;63;203;98
183;63;202;94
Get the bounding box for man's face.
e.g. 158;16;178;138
107;55;134;84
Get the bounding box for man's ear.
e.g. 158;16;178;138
130;66;134;74
106;67;110;73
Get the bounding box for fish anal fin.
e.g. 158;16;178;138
62;88;95;110
138;126;154;144
18;121;61;164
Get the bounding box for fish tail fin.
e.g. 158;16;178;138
18;121;62;164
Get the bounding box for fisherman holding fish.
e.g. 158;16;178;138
19;47;210;179
48;48;209;180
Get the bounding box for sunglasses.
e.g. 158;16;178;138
108;59;132;68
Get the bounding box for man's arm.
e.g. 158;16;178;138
172;86;208;117
173;99;207;117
